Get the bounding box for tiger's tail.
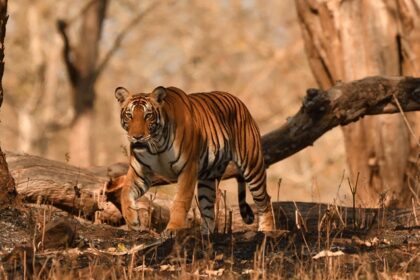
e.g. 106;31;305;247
237;175;254;224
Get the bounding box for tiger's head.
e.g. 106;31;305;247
114;86;167;149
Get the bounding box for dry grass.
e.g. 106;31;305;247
1;168;419;279
1;199;419;280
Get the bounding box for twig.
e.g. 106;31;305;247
41;208;46;251
128;250;136;279
36;256;52;279
412;198;419;226
293;201;310;254
393;94;420;147
86;239;165;256
223;190;227;234
407;179;420;205
228;209;233;234
348;172;359;229
333;204;346;228
335;170;346;202
276;178;282;203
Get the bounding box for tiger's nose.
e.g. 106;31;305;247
128;135;143;142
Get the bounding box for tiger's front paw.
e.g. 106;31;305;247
122;204;143;231
258;208;275;232
121;188;143;231
160;227;177;240
165;201;188;231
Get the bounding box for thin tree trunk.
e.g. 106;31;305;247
0;0;16;206
0;0;5;108
58;0;108;167
18;1;59;156
295;0;419;207
18;1;43;154
69;111;93;166
0;149;16;205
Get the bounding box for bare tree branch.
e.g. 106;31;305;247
261;76;420;167
56;20;79;86
66;0;98;25
94;1;161;80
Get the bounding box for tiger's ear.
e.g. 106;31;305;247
151;86;167;104
114;87;130;105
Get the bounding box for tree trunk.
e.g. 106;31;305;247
17;1;66;157
295;0;420;208
58;0;108;167
397;0;420;202
0;0;5;109
0;149;16;205
18;1;43;154
69;111;93;167
0;0;16;206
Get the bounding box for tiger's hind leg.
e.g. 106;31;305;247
235;159;275;232
236;175;254;225
197;179;217;233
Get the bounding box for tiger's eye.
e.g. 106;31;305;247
145;113;153;120
124;111;132;119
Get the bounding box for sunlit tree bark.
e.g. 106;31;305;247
295;0;420;207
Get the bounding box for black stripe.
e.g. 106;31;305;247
198;195;214;204
130;163;147;183
132;152;152;170
197;183;215;191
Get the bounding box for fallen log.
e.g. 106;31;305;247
7;152;420;233
7;152;114;220
6;152;167;230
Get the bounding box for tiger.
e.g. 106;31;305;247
113;86;274;233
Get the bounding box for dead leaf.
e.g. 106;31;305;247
214;253;224;261
134;265;153;272
204;268;224;276
313;250;344;259
160;264;176;272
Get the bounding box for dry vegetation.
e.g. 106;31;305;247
0;151;419;279
1;0;420;279
0;195;419;279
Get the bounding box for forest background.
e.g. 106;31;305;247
2;0;418;208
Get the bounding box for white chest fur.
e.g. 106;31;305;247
132;145;180;180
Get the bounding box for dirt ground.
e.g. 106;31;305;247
0;204;419;279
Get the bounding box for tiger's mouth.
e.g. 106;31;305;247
130;141;148;149
128;135;151;149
